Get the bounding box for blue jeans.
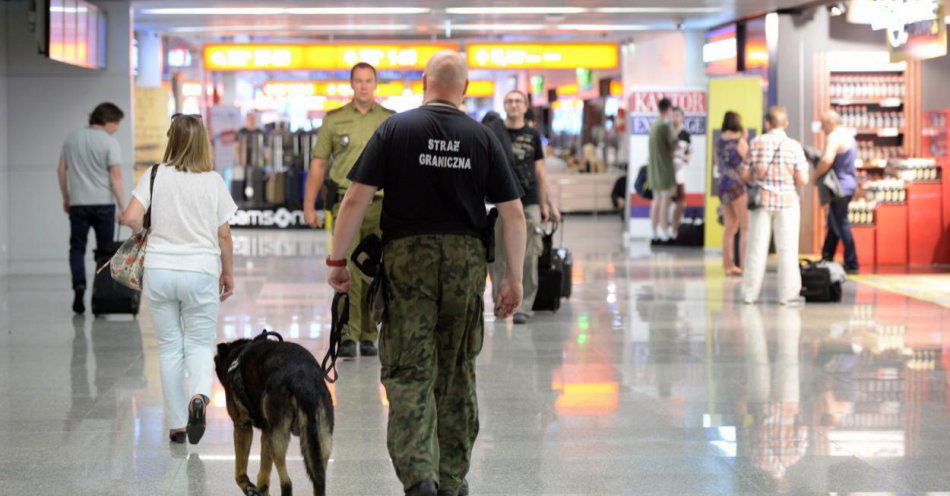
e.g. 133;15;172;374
144;268;219;429
69;205;115;290
822;195;859;271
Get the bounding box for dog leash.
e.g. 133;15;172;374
321;292;348;384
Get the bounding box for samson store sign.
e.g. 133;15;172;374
230;208;308;229
629;90;707;136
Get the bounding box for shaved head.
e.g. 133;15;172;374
765;105;789;130
821;110;840;133
423;50;469;105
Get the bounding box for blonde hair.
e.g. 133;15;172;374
162;115;213;173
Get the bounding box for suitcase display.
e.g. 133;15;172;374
245;167;266;207
92;242;140;316
265;171;287;204
285;167;305;209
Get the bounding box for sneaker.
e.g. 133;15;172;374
339;340;358;359
512;313;530;324
359;340;378;356
742;298;755;305
72;288;85;315
780;297;805;307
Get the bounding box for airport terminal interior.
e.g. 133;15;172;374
3;0;950;494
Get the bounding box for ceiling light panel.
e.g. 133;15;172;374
558;24;652;31
446;7;588;15
594;7;721;14
450;24;546;31
142;7;430;15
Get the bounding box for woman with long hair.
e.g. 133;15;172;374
121;115;237;444
716;111;750;276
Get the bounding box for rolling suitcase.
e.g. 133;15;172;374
533;223;567;312
92;241;140;316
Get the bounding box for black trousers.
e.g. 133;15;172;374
821;195;858;271
69;205;115;290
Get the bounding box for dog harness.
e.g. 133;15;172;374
227;330;284;428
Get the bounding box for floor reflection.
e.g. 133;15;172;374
4;219;950;494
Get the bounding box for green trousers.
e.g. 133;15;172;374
332;198;383;343
380;235;485;493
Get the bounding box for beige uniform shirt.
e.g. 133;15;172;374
313;101;395;192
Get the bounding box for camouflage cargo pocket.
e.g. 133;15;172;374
464;294;485;359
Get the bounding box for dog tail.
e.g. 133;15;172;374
299;402;332;496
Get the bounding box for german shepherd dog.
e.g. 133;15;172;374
215;333;334;496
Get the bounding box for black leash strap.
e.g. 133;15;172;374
322;292;348;384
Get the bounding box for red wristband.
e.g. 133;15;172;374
325;256;346;268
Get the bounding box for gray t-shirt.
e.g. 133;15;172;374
61;127;122;206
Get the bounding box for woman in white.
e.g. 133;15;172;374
121;115;237;444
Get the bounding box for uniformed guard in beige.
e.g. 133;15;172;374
304;62;395;358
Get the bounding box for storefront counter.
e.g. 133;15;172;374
547;172;624;213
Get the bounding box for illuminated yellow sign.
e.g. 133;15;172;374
205;44;460;71
467;43;619;70
262;80;496;98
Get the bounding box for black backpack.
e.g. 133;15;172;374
800;260;843;303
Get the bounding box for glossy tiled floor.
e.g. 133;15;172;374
2;216;950;495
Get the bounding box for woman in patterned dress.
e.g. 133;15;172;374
716;111;749;276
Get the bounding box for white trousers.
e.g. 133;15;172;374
144;268;219;429
741;206;801;303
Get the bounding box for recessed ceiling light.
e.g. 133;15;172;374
142;7;430;15
300;24;413;31
594;7;721;14
450;23;546;31
446;7;588;15
166;24;413;33
167;25;287;33
558;24;652;31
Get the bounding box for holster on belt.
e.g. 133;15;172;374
324;180;340;210
484;208;499;263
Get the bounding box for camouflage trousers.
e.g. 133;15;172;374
380;234;485;493
331;197;382;343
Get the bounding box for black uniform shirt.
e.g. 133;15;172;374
506;126;544;205
348;104;522;243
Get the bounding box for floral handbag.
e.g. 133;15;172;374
97;165;158;291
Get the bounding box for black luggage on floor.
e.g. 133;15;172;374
533;222;570;312
800;260;843;303
533;263;563;312
92;242;140;316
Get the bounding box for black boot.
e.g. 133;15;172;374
406;480;437;496
437;480;468;496
360;340;378;356
72;287;85;315
339;340;358;358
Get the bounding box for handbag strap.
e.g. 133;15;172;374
143;164;159;230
